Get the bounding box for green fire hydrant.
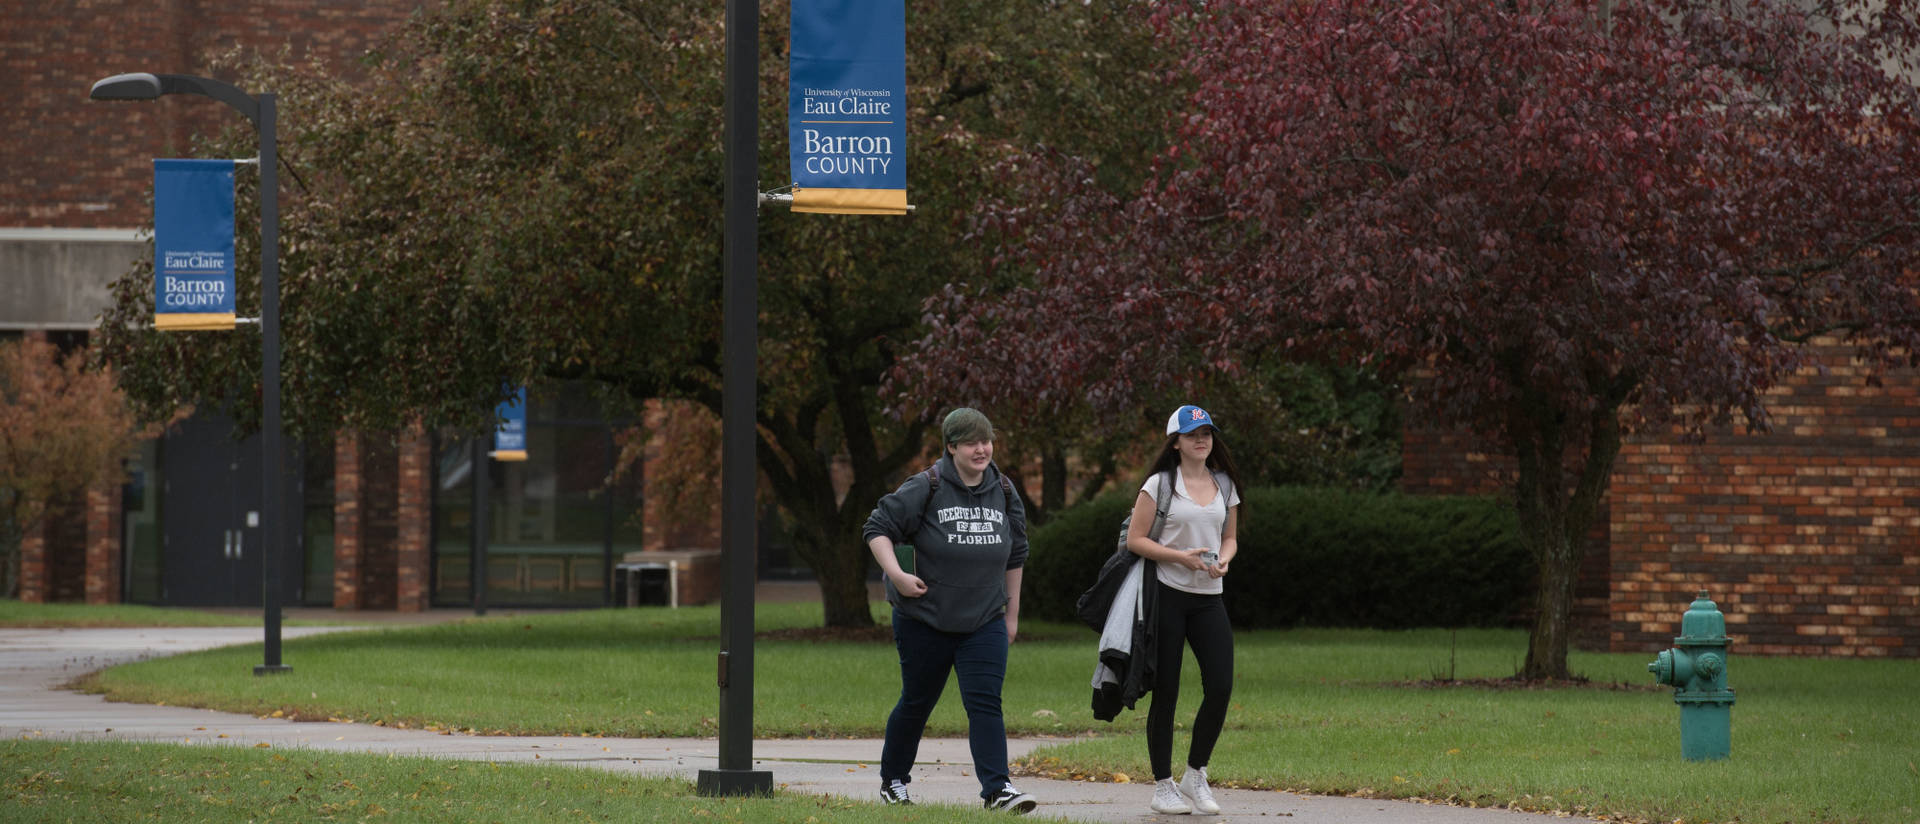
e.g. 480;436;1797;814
1647;590;1735;761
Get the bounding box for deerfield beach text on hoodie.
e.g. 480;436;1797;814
936;506;1005;544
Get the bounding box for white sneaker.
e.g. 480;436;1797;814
1151;777;1192;814
1179;766;1220;814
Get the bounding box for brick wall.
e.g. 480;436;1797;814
10;1;423;608
16;477;132;605
332;432;364;608
640;399;722;552
4;1;418;229
5;334;123;604
17;519;47;603
395;423;431;611
43;493;89;602
1610;343;1920;658
1399;426;1513;497
84;480;123;604
333;429;406;609
361;435;403;609
673;551;723;607
1402;342;1920;659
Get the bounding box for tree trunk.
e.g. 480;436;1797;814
1521;521;1581;680
748;390;928;629
1;506;30;600
1508;372;1626;681
812;526;878;628
1;544;17;600
1040;445;1069;524
1511;423;1576;680
763;461;883;630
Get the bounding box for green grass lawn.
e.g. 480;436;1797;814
0;739;1011;824
1022;630;1918;824
39;603;1920;823
0;600;338;628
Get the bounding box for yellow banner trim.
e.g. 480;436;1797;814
489;450;529;462
155;313;237;331
791;187;910;215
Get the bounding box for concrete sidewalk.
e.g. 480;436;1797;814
0;621;1600;824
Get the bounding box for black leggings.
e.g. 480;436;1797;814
1147;581;1234;781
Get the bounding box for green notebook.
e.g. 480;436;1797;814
894;544;915;575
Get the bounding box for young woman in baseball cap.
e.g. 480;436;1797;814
1124;404;1244;815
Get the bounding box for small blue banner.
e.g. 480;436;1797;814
789;0;909;214
152;159;237;331
491;386;529;462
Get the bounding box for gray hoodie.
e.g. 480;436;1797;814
863;455;1029;633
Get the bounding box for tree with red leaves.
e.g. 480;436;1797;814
0;339;149;599
917;0;1920;678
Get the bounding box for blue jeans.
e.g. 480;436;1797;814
881;610;1011;800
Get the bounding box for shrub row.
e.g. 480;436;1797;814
1023;485;1533;630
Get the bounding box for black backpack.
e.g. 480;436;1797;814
1072;470;1173;630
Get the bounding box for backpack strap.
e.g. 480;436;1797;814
1146;469;1175;541
1210;470;1233;510
917;464;941;522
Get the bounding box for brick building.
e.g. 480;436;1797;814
1402;341;1920;658
4;2;724;611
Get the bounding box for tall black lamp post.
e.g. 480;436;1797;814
90;72;290;676
695;0;773;797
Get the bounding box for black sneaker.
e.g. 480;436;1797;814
984;784;1037;814
880;778;913;805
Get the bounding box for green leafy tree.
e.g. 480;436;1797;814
93;0;1168;626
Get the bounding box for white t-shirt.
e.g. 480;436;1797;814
1141;469;1240;595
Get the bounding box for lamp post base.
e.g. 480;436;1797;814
696;769;773;797
253;664;292;676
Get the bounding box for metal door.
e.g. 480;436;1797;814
159;414;300;606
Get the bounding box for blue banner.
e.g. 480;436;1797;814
789;0;909;215
491;386;529;462
152;159;237;331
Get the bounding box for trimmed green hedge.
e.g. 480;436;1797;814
1024;486;1532;629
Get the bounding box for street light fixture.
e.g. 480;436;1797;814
696;0;772;797
91;71;290;676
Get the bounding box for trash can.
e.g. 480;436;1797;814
615;561;675;607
